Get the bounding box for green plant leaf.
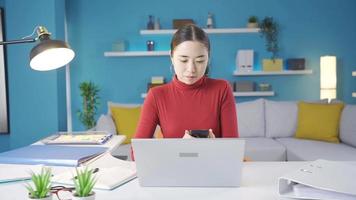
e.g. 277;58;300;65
25;167;51;198
77;81;100;129
74;167;96;197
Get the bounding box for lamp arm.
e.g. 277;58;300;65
0;38;36;45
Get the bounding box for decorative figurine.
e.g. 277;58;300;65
206;12;214;28
147;40;155;51
154;17;161;30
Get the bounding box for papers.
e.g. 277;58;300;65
292;183;356;200
52;154;137;190
42;131;113;145
0;164;43;183
279;159;356;199
0;145;108;167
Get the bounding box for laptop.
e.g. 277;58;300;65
131;138;245;187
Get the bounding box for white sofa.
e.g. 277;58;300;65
96;99;356;161
238;99;356;161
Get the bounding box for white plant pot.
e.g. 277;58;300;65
28;194;53;200
247;22;258;28
73;192;96;200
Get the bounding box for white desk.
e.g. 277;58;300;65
0;161;306;200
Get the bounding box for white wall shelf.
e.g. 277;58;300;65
353;92;356;98
233;91;275;97
352;71;356;76
140;28;260;35
104;51;170;57
233;69;313;76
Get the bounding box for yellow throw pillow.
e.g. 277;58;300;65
295;102;344;143
110;105;141;144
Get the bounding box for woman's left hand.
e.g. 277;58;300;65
208;129;215;138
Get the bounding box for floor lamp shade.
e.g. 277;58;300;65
30;39;75;71
320;56;337;100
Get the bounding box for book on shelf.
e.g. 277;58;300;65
42;131;113;145
0;145;108;167
52;154;137;190
151;76;165;84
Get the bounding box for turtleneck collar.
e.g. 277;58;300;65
172;75;207;90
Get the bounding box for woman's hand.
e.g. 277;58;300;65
182;129;215;138
208;129;215;138
183;130;194;138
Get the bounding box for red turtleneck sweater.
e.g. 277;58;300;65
135;76;238;138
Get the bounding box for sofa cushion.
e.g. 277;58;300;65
276;137;356;161
340;105;356;148
265;100;297;138
295;102;344;143
110;105;141;144
236;99;265;137
243;137;286;161
107;101;141;115
95;114;117;134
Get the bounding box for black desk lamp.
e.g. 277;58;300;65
0;25;75;71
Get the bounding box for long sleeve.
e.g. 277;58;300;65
220;82;239;137
134;90;159;138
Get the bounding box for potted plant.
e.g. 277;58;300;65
247;16;258;28
77;81;100;130
73;167;97;200
26;167;52;200
259;16;283;71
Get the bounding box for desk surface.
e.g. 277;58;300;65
0;161;306;200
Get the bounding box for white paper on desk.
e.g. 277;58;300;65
0;164;44;183
278;159;356;200
52;154;136;190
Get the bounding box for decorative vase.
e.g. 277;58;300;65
28;194;53;200
262;59;283;71
72;192;96;200
146;15;154;30
146;40;155;51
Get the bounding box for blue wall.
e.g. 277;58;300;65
0;0;356;152
0;0;66;151
67;0;356;130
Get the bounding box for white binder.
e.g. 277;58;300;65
279;159;356;200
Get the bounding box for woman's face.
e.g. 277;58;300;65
171;41;209;85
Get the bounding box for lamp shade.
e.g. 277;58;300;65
320;56;337;100
29;39;75;71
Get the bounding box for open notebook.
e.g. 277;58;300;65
43;131;113;145
52;154;136;190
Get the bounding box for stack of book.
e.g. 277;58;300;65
147;76;165;92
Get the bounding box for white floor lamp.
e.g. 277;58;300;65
64;12;73;132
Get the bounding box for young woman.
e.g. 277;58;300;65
134;24;238;139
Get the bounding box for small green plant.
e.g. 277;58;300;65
259;16;279;60
77;81;100;129
26;167;52;199
248;16;258;23
73;167;97;197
